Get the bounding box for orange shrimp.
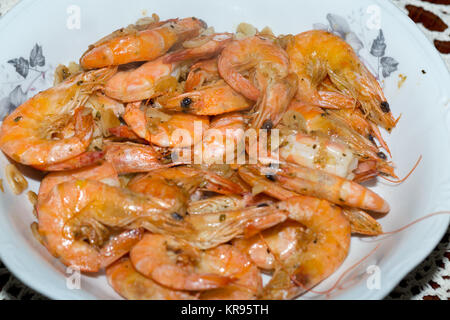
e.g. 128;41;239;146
34;151;105;172
127;172;189;216
184;58;220;91
286;30;396;131
218;36;298;129
260;197;351;299
107;258;197;300
239;165;383;235
80;18;206;69
196;112;246;165
104;34;232;103
163;82;252;116
0;68;116;166
282;101;396;179
130;234;231;291
184;202;288;250
163;33;233;64
247;163;389;213
103;142;173;174
130;234;262;298
104;57;180;102
187;194;248;215
147;166;244;196
37;161;120;203
234;221;306;271
198;244;262;300
36;164;148;271
122;102;209;148
37;180;192;271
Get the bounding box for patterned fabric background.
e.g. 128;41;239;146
0;0;448;300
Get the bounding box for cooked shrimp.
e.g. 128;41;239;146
187;194;247;215
130;234;262;298
184;203;288;249
123;102;209;148
342;207;383;236
198;244;262;300
103;142;173;174
81;18;206;69
197;112;246;164
218;36;298;129
127;172;189;216
105;34;232;102
234;221;306;271
330;108;392;157
287;30;396;131
37;180;192;271
107;258;197;300
282;101;396;179
0;68;116;166
316;78;358;110
38;161;119;203
150;166;244;196
184;58;220;91
108;125;148;143
163;33;233;64
104;57;180;102
238;166;383;235
164;82;252;115
34;151;105;172
131;234;231;291
86;93;125;137
260;196;351;299
249;163;389;213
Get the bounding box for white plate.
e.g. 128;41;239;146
0;0;449;300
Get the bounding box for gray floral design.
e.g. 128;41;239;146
314;13;399;80
0;44;48;119
370;30;399;78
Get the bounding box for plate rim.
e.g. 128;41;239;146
0;0;449;300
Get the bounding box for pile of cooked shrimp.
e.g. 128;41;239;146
0;15;399;300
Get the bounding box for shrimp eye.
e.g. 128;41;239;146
181;97;192;109
261;120;273;130
377;152;387;160
172;213;184;221
257;203;269;208
380;102;390;113
266;174;276;181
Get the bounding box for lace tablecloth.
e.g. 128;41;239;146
0;0;449;300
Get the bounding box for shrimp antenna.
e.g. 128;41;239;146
394;113;402;126
381;211;450;237
359;211;450;243
380;155;422;184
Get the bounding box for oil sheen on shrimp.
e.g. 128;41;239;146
249;163;389;213
218;36;298;129
105;33;231;103
37;180;192;271
261;196;351;300
107;258;197;300
130;234;262;299
286;30;396;131
0;68;116;166
81;18;206;69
